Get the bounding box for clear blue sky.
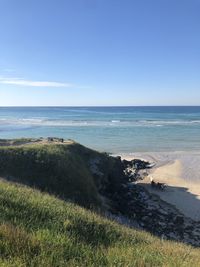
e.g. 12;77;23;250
0;0;199;106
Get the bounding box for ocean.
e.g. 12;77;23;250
0;106;200;153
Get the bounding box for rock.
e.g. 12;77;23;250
106;156;200;247
89;158;104;177
168;232;177;239
174;215;184;224
159;209;168;216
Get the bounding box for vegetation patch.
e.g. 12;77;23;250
0;179;200;267
0;140;124;208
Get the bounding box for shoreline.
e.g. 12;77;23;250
0;137;200;246
119;151;200;221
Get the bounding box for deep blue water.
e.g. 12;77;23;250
0;106;200;153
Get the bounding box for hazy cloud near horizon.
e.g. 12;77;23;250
0;77;73;88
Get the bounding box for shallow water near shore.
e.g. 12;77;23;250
1;106;200;153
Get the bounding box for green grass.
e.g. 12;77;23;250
0;179;200;267
0;140;200;266
0;141;124;209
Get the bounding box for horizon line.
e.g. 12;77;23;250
0;105;200;108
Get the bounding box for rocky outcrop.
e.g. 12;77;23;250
105;157;200;247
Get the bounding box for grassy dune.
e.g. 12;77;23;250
1;179;200;267
0;140;200;266
0;140;124;209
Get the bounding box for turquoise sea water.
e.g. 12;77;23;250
0;106;200;153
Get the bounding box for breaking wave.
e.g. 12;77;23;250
1;117;200;128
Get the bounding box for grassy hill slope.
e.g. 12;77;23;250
0;140;124;209
0;139;200;266
0;179;200;267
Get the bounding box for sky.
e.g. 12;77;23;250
0;0;200;106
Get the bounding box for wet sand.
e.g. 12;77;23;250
120;152;200;221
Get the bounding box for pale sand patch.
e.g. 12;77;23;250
151;159;182;185
119;152;200;221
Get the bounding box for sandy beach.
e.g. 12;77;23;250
120;151;200;221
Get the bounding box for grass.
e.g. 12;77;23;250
0;141;124;209
0;140;200;266
0;179;200;267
